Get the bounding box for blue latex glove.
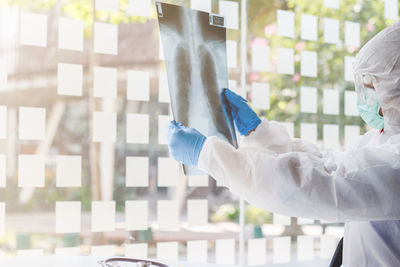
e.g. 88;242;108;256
223;89;261;136
167;121;206;166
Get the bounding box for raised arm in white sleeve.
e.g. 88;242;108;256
198;133;400;222
241;118;322;156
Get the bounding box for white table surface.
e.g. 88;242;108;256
0;255;330;267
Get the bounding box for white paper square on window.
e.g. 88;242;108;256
323;124;339;150
0;106;6;139
0;155;5;188
58;63;83;96
323;18;340;44
158;115;172;144
158;157;179;187
273;213;291;225
252;45;270;71
157;200;178;229
55;201;81;233
93;111;116;142
125;243;148;258
277;48;294;75
56;155;82;187
191;0;211;12
125;200;148;231
273;236;291;263
58;18;83;51
301;14;318;41
20;12;47;47
127;70;149;101
300;51;317;77
0;63;7;91
126;113;149;144
19;107;46;140
187;240;207;263
93;66;117;98
227;40;237;68
300;87;317;113
277;10;295;38
17;249;44;257
91;201;115;232
297;217;314;225
324;0;339;9
216;239;235;264
251;82;270;110
129;0;151;17
0;203;4;236
297;235;314;261
126;157;149;187
156;242;178;261
188;175;208;187
247;238;266;266
300;123;317;144
187;199;208;227
96;0;118;12
323;89;339;115
385;0;399;20
91;245;115;256
94;22;118;55
345;91;358;116
218;1;239;30
18;155;45;187
55;247;80;255
344;56;355;82
158;74;170;103
345;21;360;48
344;125;360;148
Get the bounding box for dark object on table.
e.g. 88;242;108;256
98;257;169;267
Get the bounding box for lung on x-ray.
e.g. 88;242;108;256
156;2;238;176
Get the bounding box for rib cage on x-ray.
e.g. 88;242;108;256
157;3;238;175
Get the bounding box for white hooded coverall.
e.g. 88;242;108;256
198;21;400;266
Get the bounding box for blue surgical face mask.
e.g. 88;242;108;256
356;87;384;130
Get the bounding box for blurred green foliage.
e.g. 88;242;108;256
211;203;240;222
211;203;273;225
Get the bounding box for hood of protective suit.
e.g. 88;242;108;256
353;20;400;134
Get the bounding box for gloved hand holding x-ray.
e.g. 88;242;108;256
157;2;238;175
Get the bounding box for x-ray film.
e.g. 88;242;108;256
156;2;238;175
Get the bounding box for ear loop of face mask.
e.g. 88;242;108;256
355;75;366;104
355;74;385;130
355;74;373;104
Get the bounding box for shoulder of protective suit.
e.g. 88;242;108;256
347;129;400;152
346;129;379;150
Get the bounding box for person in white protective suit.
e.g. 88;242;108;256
167;21;400;266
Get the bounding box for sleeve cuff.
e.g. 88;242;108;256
241;118;269;146
198;136;228;187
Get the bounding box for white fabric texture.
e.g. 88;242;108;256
353;20;400;134
198;21;400;267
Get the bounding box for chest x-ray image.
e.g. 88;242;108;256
156;2;238;175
